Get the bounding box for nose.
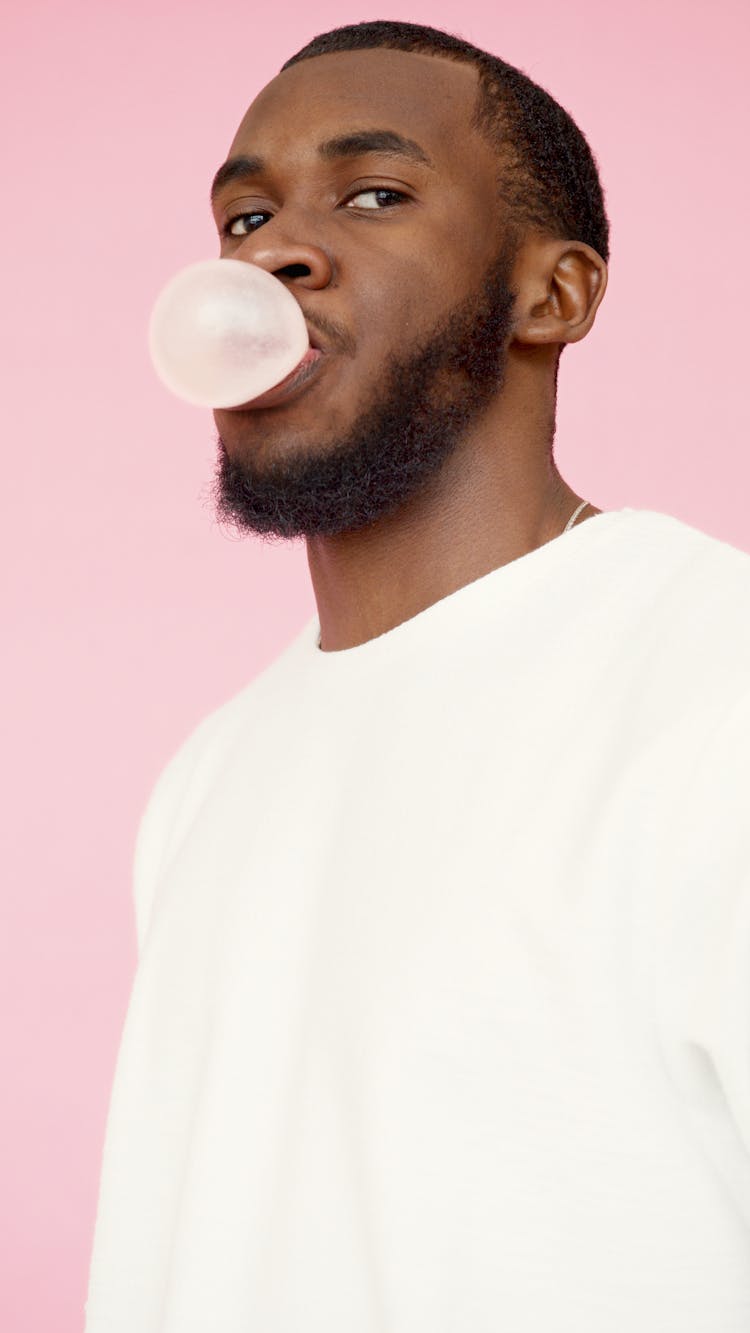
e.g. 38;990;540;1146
234;225;334;292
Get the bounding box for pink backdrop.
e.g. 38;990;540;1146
3;1;749;1328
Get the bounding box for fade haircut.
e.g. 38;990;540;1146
281;20;611;371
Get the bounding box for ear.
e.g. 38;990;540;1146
510;237;608;348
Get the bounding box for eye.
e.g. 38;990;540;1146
223;210;270;237
221;187;409;238
344;187;408;211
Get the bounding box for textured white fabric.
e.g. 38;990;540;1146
85;508;750;1332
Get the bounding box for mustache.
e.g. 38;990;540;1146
303;309;357;358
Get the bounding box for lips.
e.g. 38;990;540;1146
226;343;326;411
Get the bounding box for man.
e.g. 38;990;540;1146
85;21;750;1333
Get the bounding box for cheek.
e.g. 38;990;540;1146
434;192;503;289
348;255;440;355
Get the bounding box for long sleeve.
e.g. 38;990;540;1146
130;705;231;956
651;685;750;1223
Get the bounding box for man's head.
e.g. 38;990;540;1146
208;21;609;541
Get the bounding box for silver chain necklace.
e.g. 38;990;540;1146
562;499;592;534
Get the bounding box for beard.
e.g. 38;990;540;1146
210;241;519;541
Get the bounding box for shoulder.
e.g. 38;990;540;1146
131;616;316;942
610;508;750;691
620;507;750;593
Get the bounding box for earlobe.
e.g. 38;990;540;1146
511;239;608;349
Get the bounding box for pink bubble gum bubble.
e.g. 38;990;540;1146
148;258;310;408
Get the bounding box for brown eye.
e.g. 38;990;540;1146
344;189;408;210
224;211;270;236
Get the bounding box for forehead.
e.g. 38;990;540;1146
228;48;483;166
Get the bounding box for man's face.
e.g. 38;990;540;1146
209;48;522;539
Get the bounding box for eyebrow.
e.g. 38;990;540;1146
209;129;435;205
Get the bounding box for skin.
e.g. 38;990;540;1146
210;48;608;651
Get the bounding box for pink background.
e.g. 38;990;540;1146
3;1;749;1328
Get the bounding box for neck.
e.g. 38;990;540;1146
306;356;601;653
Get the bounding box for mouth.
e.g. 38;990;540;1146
224;321;328;412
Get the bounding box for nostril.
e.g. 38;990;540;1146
277;263;311;279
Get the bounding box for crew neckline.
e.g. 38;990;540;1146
306;507;637;662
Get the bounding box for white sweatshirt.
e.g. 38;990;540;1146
84;508;750;1332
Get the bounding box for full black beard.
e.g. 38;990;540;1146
210;245;518;541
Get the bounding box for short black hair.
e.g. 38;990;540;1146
281;20;611;270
